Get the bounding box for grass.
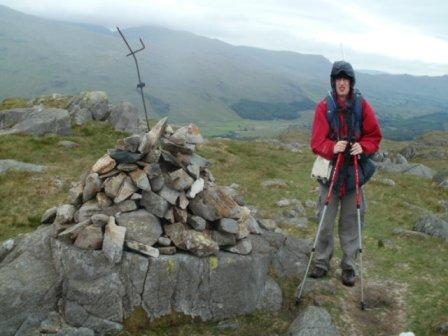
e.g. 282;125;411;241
0;121;447;335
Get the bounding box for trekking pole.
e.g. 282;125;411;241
295;153;344;305
116;26;151;132
353;154;366;310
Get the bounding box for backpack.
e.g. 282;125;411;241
324;89;376;193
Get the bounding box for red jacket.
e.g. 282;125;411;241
311;96;382;161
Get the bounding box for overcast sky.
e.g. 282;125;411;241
1;0;447;76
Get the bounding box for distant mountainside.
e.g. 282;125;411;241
1;4;448;132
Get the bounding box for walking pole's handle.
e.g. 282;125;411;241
353;154;362;209
324;153;343;205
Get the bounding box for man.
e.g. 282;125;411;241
310;60;382;286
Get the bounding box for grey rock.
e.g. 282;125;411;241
159;185;180;205
138;117;167;154
211;230;236;246
173;207;188;224
69;183;83;206
96;192;112;208
258;218;278;231
280;217;309;229
158;246;177;255
116;134;142;153
129;168;151;190
261;179;287;188
55;204;76;225
125;240;159;258
276;198;300;207
247;215;263;234
141;190;170;218
41;206;58;224
170;123;204;145
404;164;435;179
58;140;79;148
187;178;204;198
116;163;139;172
0;226;60;335
168;169;194;190
223;238;252;255
0;107;71;136
104;172;127;199
108;102;139;133
439;179;448;189
56;326;95;336
394;153;408;164
73;225;103;250
114;176;137;203
0;239;14;263
163;207;175;223
91;155;116;175
217;320;240;330
287;306;340;336
80;91;109;121
271;236;311;278
39;311;61;334
186;164;200;179
82;173;102;202
143;163;162;179
130;192;142;200
149;175;165;192
216;218;238;234
58;220;91;242
0;159;45;174
157;237;171;246
187;214;207;231
414;213;448;240
116;209;162;246
305;199;317;208
69;105;92;126
90;214;109;227
75;200;102;222
256;277;283;311
108;149;144;164
161;138;195;155
165;222;219;256
436;322;448;334
393;227;429;238
178;192;189;209
102;217;126;263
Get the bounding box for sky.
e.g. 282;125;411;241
1;0;447;76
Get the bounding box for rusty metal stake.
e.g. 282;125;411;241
116;26;151;132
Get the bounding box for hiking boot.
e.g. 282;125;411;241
310;266;327;278
341;269;356;286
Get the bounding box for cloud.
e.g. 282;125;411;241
0;0;447;75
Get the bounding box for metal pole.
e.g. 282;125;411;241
116;26;151;132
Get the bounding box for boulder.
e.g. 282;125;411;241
116;209;163;246
108;102;139;133
80;91;109;121
73;225;103;250
0;159;45;174
138;117;167;154
414;213;448;240
287;306;340;336
141;190;170;218
102;217;126;263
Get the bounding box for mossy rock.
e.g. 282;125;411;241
0;97;31;111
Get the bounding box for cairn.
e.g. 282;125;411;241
41;117;262;263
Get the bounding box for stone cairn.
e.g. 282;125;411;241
41;117;263;263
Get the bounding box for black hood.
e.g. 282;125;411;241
330;61;356;91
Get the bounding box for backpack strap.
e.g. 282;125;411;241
325;91;340;140
352;89;364;139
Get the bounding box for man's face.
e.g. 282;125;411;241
335;77;351;97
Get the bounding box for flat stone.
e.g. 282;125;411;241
82;173;102;202
142;148;161;164
414;213;448;240
58;220;91;242
58;140;79;148
91;154;116;175
141;190;170;218
187;178;204;198
168;169;194;190
158;246;176;255
261;179;287;188
224;238;252;255
117;163;139;172
247;215;263;234
129;168;151;190
216;218;238;234
138;117;167;154
99;169;120;180
108;149;144;164
75;200;102;222
74;225;103;250
162;138;195;155
41;206;57;224
130;193;142;200
125;240;159;258
103;216;126;263
114;176;137;203
143;163;162;179
160;150;183;167
104;172;127;199
159;185;180;205
187;214;207;231
116;209;163;246
186;164;200;179
170;123;204;144
165;223;219;257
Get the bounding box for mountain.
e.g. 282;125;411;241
1;4;448;134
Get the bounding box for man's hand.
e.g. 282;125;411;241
333;140;348;154
350;142;363;155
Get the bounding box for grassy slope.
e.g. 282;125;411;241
0;123;447;335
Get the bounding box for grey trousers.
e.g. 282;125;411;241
314;184;366;272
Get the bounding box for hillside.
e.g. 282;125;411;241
1;4;448;137
0;121;447;335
